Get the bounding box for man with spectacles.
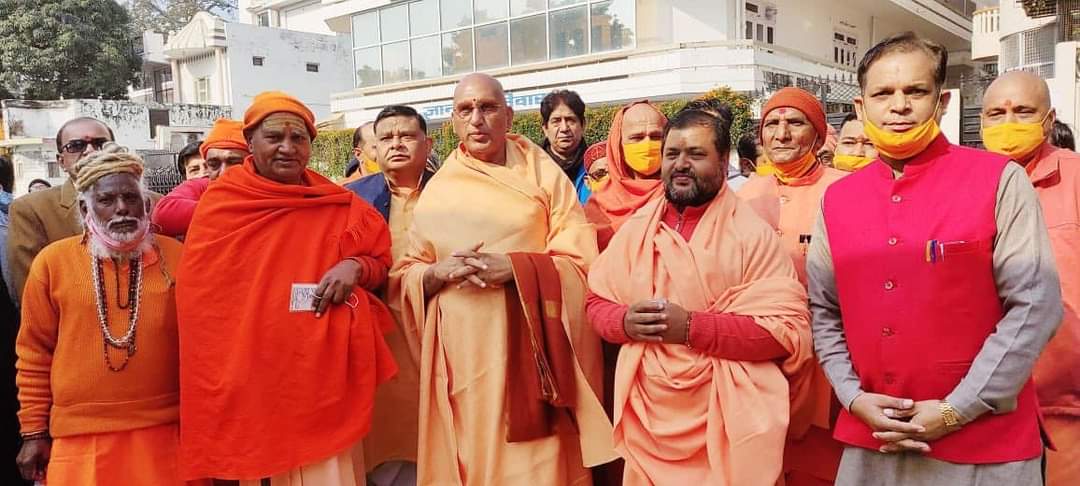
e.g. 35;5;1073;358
7;117;161;302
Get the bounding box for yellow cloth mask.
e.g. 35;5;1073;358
586;175;610;192
755;162;777;177
622;140;663;176
862;102;942;160
361;156;380;174
833;154;874;172
981;111;1051;160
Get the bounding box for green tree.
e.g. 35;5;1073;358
0;0;140;99
128;0;236;35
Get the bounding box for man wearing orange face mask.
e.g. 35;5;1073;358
833;113;878;172
980;70;1080;486
737;87;845;486
809;32;1061;485
583;101;667;251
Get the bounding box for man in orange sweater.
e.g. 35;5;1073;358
14;143;201;485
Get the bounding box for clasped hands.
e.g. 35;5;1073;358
622;298;691;344
849;393;963;454
425;242;514;294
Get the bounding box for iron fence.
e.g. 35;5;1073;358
137;150;183;195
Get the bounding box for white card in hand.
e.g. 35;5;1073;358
290;283;320;312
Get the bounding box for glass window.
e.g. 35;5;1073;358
410;0;439;36
412;35;442;80
510;0;545;17
476;22;509;69
380;4;409;42
834;47;838;63
382;41;411;84
511;14;547;65
591;1;634;53
441;0;472;30
354;47;382;87
475;0;508;23
352;12;379;47
550;6;586;59
442;29;474;75
550;0;585;8
756;23;763;41
745;21;752;40
767;26;773;44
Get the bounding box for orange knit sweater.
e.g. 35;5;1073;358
16;235;184;438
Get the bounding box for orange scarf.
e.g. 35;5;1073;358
588;190;826;485
584;101;668;247
177;158;397;480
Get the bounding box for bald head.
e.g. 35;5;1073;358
620;103;666;146
981;70;1055;161
451;73;513;164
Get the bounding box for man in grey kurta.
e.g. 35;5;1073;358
806;32;1063;486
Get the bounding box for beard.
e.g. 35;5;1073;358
664;169;722;208
87;215;153;260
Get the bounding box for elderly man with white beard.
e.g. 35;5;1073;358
13;143;198;485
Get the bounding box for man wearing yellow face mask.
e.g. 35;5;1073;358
583;100;667;251
737;86;846;486
809;32;1062;486
833;112;878;172
980;70;1080;486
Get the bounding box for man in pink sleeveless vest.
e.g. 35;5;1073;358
807;32;1063;485
980;70;1080;486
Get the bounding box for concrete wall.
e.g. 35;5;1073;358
282;1;335;35
178;52;224;105
1;99;230;150
224;23;351;120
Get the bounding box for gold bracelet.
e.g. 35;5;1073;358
939;401;962;428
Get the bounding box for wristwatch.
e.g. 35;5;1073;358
939;400;963;428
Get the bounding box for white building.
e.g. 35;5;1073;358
129;31;177;104
163;12;352;121
240;0;337;35
970;1;1080;134
0;99;231;194
232;0;977;128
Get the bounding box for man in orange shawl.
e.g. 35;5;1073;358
584;101;668;250
391;73;616;485
177;91;397;485
980;71;1080;486
737;87;846;486
588;109;821;485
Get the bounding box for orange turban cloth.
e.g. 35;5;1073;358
199;118;248;160
759;87;828;144
243;91;318;140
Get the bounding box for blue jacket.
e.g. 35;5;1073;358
344;171;435;221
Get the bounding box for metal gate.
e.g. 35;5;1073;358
958;73;996;148
137;150;183;195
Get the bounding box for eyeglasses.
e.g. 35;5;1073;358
60;138;110;154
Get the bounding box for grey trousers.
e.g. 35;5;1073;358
835;447;1042;486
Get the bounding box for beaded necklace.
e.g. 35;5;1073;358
90;254;143;372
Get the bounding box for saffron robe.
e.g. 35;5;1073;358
391;135;617;485
588;188;822;486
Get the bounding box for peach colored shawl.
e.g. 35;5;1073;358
391;135;617;485
588;188;825;486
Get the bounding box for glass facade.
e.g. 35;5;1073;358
350;0;636;88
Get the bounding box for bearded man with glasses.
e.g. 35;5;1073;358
6;117;161;303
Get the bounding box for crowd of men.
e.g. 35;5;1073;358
0;30;1075;486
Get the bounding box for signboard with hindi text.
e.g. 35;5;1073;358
418;90;550;121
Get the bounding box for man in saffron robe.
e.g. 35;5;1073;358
587;109;819;485
391;73;615;485
152;118;249;239
177;91;397;485
15;144;203;485
980;70;1080;486
737;87;846;486
809;32;1062;485
584;101;668;250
